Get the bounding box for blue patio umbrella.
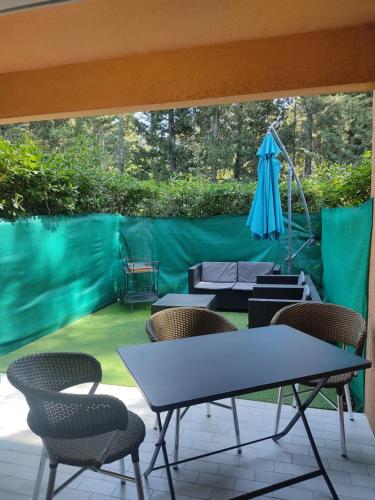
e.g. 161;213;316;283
246;132;284;240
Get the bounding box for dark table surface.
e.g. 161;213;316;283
118;325;370;412
151;293;216;310
153;293;216;306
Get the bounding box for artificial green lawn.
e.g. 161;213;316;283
0;303;334;409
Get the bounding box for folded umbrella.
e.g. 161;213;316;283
246;132;284;240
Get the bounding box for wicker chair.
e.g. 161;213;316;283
271;302;366;457
146;307;241;466
7;353;146;500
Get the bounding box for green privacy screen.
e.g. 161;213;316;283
0;215;119;355
119;213;322;295
321;200;373;411
0;212;320;355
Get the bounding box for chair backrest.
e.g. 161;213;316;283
271;302;366;352
147;307;237;342
7;353;127;440
7;352;102;393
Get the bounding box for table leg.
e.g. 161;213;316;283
291;384;339;500
144;410;176;499
273;377;327;441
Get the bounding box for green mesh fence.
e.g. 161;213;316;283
321;199;373;411
0;215;120;355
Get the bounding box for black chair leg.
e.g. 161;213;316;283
45;463;57;500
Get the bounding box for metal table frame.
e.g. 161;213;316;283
118;326;370;500
144;378;337;499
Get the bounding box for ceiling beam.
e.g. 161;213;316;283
0;24;374;124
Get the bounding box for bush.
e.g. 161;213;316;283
0;137;371;219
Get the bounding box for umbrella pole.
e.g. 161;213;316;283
268;125;314;273
287;162;292;274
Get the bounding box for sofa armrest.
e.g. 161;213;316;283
272;264;281;275
188;263;202;292
256;275;299;285
252;285;305;300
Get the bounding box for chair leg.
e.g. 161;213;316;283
173;408;181;469
230;397;241;454
206;402;211;417
344;384;354;421
274;386;283;435
292;383;299;408
337;392;347;458
132;453;145;500
45;463;57;500
153;413;158;430
119;458;126;485
32;446;47;500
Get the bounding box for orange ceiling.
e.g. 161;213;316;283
1;0;375;74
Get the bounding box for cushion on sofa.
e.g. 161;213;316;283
237;262;274;283
195;281;234;290
232;282;255;291
201;262;237;283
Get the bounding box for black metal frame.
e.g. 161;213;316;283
144;377;339;500
121;257;160;308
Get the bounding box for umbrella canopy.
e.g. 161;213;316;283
246;132;284;240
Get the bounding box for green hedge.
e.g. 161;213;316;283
0;137;371;219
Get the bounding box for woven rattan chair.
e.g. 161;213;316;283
146;307;241;466
271;302;366;457
7;353;146;500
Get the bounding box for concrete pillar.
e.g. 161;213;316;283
365;91;375;431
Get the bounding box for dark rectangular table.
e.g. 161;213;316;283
150;293;216;314
118;325;370;499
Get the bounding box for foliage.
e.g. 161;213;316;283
0;136;371;219
1;92;371;183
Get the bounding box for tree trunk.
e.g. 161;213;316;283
117;115;125;173
292;101;297;165
168;109;177;173
234;104;243;179
305;103;313;176
75;117;84;135
211;107;219;182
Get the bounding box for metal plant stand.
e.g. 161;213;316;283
120;257;160;309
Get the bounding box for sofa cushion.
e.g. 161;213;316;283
201;262;237;283
237;262;274;283
232;282;254;291
195;281;234;290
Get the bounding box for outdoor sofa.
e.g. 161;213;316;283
248;273;321;327
188;261;281;311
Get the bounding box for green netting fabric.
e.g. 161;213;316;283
321;199;373;411
119;213;322;296
0;215;120;355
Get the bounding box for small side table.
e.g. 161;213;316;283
151;293;216;314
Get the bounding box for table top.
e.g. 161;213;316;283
152;293;216;307
118;325;370;412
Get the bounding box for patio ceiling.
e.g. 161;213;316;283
0;0;374;123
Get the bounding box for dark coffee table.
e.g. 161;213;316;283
151;293;216;314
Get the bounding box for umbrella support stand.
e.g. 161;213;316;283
268;124;314;274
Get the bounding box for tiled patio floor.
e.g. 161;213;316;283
0;374;374;500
